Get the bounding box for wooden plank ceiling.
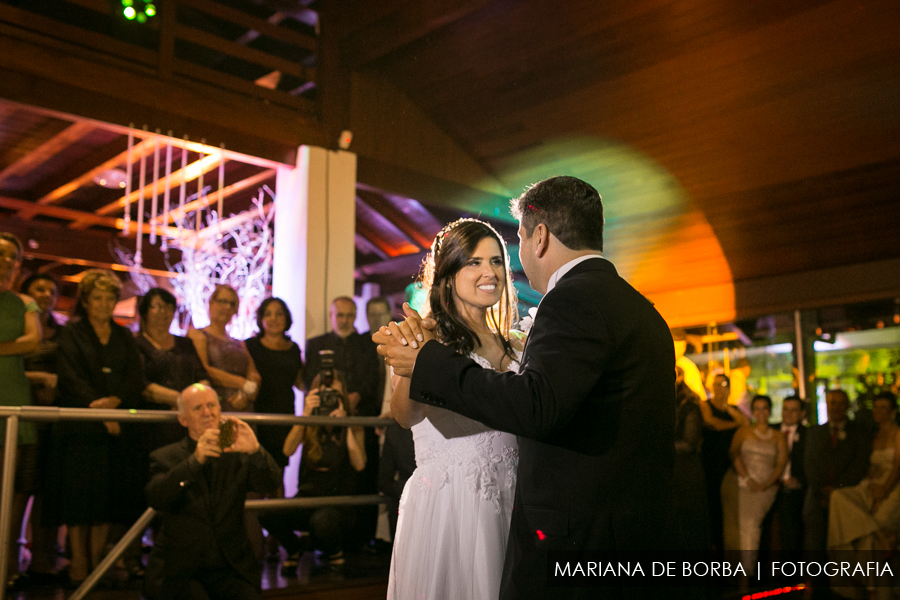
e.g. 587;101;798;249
1;0;899;331
337;0;900;327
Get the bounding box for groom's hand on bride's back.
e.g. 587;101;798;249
372;303;437;377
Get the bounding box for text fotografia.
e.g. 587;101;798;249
547;560;893;587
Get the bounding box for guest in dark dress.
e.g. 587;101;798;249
21;273;64;406
45;269;143;584
187;285;260;412
700;373;748;556
136;288;209;452
673;366;711;553
245;297;303;470
20;272;65;579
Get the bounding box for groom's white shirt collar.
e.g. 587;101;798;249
545;255;604;294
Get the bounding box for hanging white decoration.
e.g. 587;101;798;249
122;125;134;235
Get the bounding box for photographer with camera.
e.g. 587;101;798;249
262;358;366;578
144;383;282;600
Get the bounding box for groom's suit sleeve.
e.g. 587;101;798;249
409;269;671;455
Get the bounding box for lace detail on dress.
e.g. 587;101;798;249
410;349;520;514
502;443;519;490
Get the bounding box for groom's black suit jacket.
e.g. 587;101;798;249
410;258;675;599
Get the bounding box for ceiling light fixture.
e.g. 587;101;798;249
94;168;129;189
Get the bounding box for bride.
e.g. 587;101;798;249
386;218;524;600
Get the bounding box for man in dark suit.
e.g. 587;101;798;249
803;389;872;560
377;176;675;599
144;384;282;600
770;395;808;559
304;297;381;416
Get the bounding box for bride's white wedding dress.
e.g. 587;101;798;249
387;352;520;600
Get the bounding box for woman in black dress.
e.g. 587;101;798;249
20;273;65;579
45;269;143;584
700;372;748;556
245;297;303;470
673;365;712;553
136;288;209;451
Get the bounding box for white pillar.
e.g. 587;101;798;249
272;145;357;342
272;145;356;496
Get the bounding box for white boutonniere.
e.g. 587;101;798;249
518;306;538;334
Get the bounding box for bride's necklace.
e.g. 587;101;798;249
752;426;774;441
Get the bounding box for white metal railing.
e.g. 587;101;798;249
0;407;394;600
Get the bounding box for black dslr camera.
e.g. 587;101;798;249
314;350;343;416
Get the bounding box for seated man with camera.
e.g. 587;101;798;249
262;361;367;578
144;383;282;600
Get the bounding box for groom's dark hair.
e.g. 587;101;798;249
510;176;605;251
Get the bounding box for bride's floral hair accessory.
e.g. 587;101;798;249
433;218;481;257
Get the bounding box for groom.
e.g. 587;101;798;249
377;176;675;599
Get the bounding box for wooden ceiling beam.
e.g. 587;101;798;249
0;194;181;239
356;188;437;248
0;121;97;187
0;216;175;274
355;219;407;259
1;100;293;170
85;152;226;219
180;0;317;52
28;138;156;208
0;34;325;165
340;0;496;68
25;251;176;279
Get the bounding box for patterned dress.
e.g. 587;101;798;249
388;352;520;600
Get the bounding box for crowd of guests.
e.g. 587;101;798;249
0;231;415;598
676;359;900;596
6;225;900;598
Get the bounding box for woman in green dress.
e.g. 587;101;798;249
0;232;41;586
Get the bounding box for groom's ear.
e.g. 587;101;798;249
534;223;550;257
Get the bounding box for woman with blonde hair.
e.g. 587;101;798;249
44;268;143;585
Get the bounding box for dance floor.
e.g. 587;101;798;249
6;547;390;600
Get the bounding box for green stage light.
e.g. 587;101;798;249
118;0;156;23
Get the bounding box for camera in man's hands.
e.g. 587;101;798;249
315;350;343;416
217;419;236;449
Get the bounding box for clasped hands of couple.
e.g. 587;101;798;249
372;303;436;378
193;418;260;465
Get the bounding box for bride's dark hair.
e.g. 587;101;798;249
419;218;518;359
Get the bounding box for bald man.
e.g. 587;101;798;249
144;384;281;600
